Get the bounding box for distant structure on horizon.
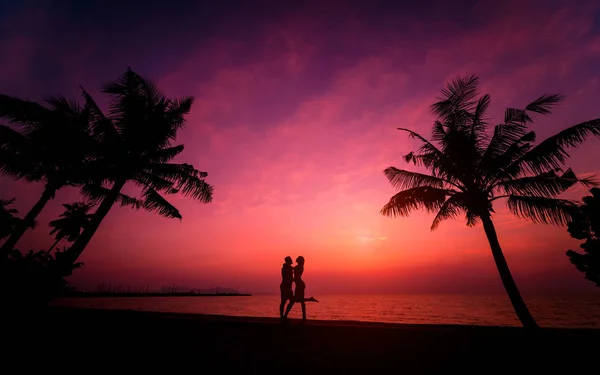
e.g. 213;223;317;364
86;282;248;295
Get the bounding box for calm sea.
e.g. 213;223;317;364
52;294;600;328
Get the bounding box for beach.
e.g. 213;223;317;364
7;307;599;373
50;293;600;328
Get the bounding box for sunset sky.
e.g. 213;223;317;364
1;0;600;294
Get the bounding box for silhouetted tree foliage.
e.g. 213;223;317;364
47;202;95;253
0;68;214;309
381;74;600;328
0;95;97;254
67;67;214;263
1;248;83;311
566;188;600;287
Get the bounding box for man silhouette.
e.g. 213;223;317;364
279;256;294;319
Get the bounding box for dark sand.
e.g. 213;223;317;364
7;307;599;373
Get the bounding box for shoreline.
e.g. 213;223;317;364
48;306;600;332
8;307;599;372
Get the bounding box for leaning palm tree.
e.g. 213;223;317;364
66;68;213;263
47;202;95;253
0;95;98;254
381;75;600;328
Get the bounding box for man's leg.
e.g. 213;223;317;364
279;297;286;318
284;300;295;318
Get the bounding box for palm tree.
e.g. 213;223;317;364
47;202;95;253
380;75;600;328
66;68;213;263
0;95;97;254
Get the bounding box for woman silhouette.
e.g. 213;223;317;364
279;256;294;319
283;256;318;321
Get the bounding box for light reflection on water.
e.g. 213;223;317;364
52;293;600;328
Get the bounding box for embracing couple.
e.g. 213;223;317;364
279;256;319;321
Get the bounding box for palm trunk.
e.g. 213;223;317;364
47;238;61;253
67;180;126;264
480;214;539;329
0;186;56;255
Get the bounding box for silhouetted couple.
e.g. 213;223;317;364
280;256;318;322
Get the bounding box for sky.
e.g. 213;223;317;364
1;0;600;295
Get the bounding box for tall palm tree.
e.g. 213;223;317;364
47;202;95;253
380;75;600;328
66;68;213;263
0;95;97;254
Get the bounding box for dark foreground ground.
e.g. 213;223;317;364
5;307;600;373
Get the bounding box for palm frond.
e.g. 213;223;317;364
494;168;596;197
102;68;149;126
430;121;447;145
483;133;537;185
0;125;36;178
145;163;212;203
506;119;600;175
141;187;182;219
381;186;451;218
398;128;465;184
430;193;465;230
102;67;145;97
480;125;534;170
146;145;185;164
431;74;479;119
165;97;195;130
467;209;481;227
133;171;179;194
177;175;213;203
45;95;83;117
0;94;51;130
80;184;143;209
506;195;578;226
503;94;564;126
473;94;491;123
524;94;565;115
0;124;28;148
504;108;532;125
139;75;164;105
471;93;491;139
80;86;119;140
384;167;447;190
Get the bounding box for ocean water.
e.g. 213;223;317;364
52;293;600;328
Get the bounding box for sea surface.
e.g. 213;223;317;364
52;293;600;328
